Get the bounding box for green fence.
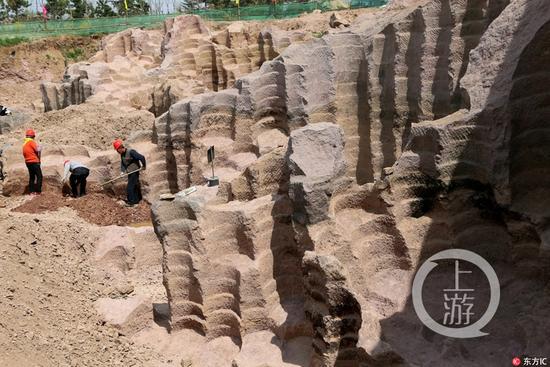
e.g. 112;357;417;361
192;2;324;21
0;0;387;40
192;0;387;21
0;14;170;39
349;0;387;8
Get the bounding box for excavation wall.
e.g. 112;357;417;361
148;1;550;366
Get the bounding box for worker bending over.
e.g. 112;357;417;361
63;160;90;198
22;129;42;195
113;139;146;207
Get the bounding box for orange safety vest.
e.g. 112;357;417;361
22;138;40;164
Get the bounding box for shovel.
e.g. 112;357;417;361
100;168;143;187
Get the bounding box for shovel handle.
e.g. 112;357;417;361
100;168;143;186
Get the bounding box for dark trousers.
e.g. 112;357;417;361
26;162;42;193
127;171;142;205
70;167;89;197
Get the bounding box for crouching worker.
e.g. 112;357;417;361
113;139;146;207
0;105;12;116
22;129;42;195
63;160;90;197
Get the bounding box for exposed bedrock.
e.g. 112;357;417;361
149;0;550;366
40;74;93;112
40;16;309;114
303;253;363;367
152;0;510;198
151;186;313;341
287;123;347;225
382;0;550;365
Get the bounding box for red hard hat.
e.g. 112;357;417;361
113;139;123;150
25;129;35;137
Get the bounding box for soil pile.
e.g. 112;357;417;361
12;190;151;226
4;103;154;149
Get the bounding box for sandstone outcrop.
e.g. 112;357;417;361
149;0;550;365
40;16;311;115
287;123;347;224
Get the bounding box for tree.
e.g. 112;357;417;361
71;0;88;17
6;0;30;17
0;0;7;20
179;0;201;12
92;0;115;17
207;0;231;9
133;0;150;14
113;0;150;16
46;0;69;18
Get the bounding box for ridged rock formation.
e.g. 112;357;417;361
40;16;310;115
146;0;550;365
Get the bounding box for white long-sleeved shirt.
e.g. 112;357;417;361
63;161;87;181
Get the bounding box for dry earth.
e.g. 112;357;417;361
0;36;101;112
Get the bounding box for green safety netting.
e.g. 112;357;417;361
0;0;387;40
349;0;387;8
192;2;325;21
0;14;170;39
191;0;387;21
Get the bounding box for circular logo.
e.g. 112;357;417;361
412;249;500;338
512;357;522;366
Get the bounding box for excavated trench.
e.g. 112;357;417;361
2;161;151;226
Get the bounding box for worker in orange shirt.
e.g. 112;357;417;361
22;129;42;195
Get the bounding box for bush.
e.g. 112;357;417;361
62;46;84;60
0;36;29;47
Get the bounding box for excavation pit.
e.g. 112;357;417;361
12;183;151;226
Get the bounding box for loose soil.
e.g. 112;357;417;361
0;102;155;150
0;36;101;111
12;190;151;226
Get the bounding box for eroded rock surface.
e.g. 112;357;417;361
41;16;310;115
149;0;550;366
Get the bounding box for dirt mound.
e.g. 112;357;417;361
0;36;100;82
12;190;151;226
0;36;100;111
5;103;154;149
